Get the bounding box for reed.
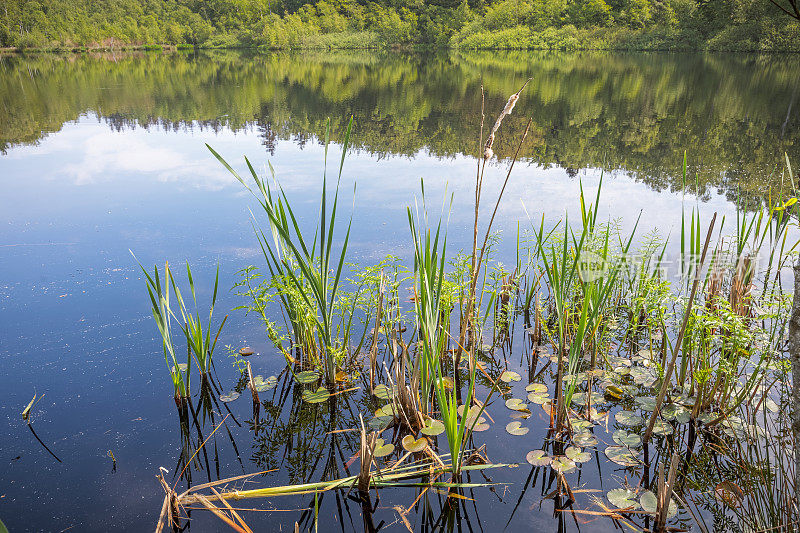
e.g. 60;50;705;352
208;118;354;385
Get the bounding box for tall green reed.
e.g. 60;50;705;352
208;118;353;385
408;185;479;479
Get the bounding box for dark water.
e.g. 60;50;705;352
0;50;797;532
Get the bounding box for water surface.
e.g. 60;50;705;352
0;50;797;532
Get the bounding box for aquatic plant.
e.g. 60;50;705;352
208;118;354;385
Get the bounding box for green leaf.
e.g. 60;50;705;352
640;490;678;518
295;370;320;384
505;421;529;436
612;430;642;447
372;384;396;401
505;398;528;411
420;418;445;436
551;457;576;473
526;449;551;467
302;387;331;404
615;411;643;427
565;446;590;463
604;446;640;467
219;391;240;402
500;370;521;383
401;435;427;452
373;439;395;458
607;488;639;509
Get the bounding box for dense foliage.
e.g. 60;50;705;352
1;0;799;51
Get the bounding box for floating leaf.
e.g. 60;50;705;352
615;411;643;427
253;375;277;392
500;371;521;383
368;415;392;431
171;363;188;374
294;370;320;384
302;387;330;404
604;385;623;400
505;398;528;411
662;404;690;424
525;383;547;394
571;419;594;431
605;446;640;467
526;450;551;467
565;446;591;463
573;432;598;447
640;490;677;518
421;418;445;436
506;421;529;436
335;370;351;383
401;435;427;452
612;430;641;447
239;347;254;356
219;391;240;402
373;384;396;401
607;488;639;509
551;457;576;473
572;391;604;406
509;410;531;419
652;419;674;436
472;422;490;432
375;404;398;418
373;439;395;458
635;397;657;411
715;481;744;508
527;392;550;404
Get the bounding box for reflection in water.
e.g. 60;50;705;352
2;50;799;201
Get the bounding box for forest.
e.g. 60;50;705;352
2;0;800;51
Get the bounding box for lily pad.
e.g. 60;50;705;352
509;410;531;419
375;404;398;418
635;396;657;411
565;446;591;463
527;393;550;404
294;370;320;384
401;435;427;452
525;383;547;394
372;384;396;400
171;363;188;374
604;385;624;400
607;488;639;509
573;432;598;447
500;370;522;383
571;419;594;431
572;391;605;406
472;422;490;432
302;387;330;404
615;411;643;427
219;391;240;402
252;375;277;392
652;419;674;436
421;418;446;436
505;398;528;411
506;421;529;436
551;456;576;473
605;446;640;467
368;415;392;431
526;450;551;467
640;490;678;518
373;439;395;458
612;430;642;447
662;404;690;424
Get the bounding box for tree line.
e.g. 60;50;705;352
1;0;800;51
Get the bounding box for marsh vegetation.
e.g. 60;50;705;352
138;85;800;532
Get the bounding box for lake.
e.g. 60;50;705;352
0;50;797;532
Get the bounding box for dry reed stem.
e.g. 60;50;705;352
643;213;717;445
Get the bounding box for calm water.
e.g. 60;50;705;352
0;50;798;532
